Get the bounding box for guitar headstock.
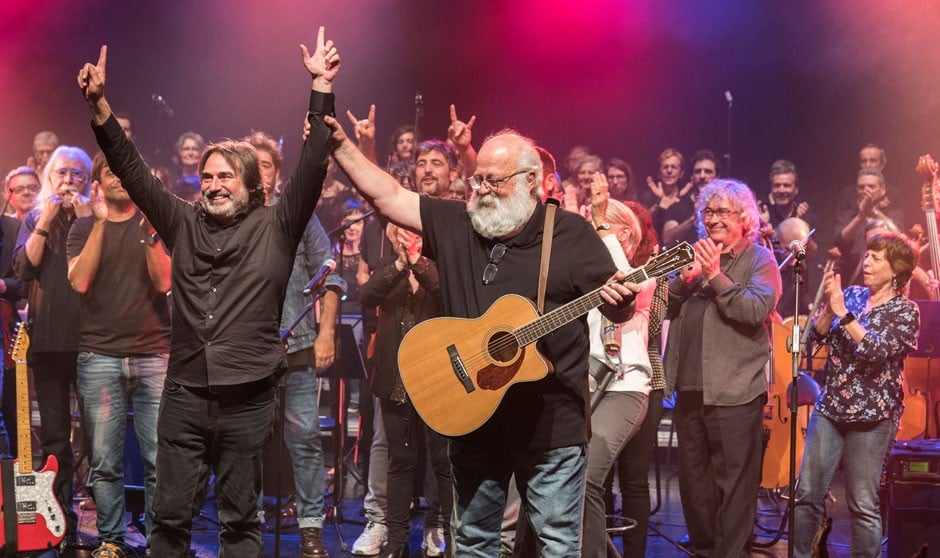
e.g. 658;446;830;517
11;322;29;364
916;154;939;213
645;242;695;279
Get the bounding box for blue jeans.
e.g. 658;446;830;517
450;441;586;558
362;396;388;524
793;412;896;558
281;365;326;529
77;352;166;546
149;377;274;558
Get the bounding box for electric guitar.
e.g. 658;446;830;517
399;241;695;436
0;323;66;551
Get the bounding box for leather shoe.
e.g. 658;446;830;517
377;543;410;558
300;526;329;558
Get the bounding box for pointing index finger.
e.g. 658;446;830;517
98;45;108;69
316;26;325;50
368;104;376;123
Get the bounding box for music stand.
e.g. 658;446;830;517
319;322;368;551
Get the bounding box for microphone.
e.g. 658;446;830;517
724;90;733;107
302;259;337;295
151;94;175;118
788;239;807;259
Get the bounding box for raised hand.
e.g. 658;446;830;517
395;227;422;265
71;193;93;219
300;26;340;83
88;183;109;222
857;190;876;216
323;115;351;150
590;171;610;226
694;237;723;280
645;176;664;200
795;201;810;218
346;105;375;145
822;270;846;317
447;104;476;151
77;45;108;104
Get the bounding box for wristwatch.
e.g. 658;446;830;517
596;223;611;231
141;232;160;246
840;312;856;327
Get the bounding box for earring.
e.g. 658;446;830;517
891;276;899;291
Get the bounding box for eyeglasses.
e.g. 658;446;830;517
54;168;88;181
9;184;41;194
201;173;238;187
482;243;507;285
701;207;737;219
468;169;532;192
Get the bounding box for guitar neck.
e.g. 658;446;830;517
514;266;651;346
16;360;31;466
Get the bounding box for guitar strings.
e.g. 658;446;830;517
439;245;692;372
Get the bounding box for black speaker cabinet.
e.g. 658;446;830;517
886;439;940;558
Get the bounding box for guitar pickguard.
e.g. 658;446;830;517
477;329;524;390
477;348;525;390
12;459;65;541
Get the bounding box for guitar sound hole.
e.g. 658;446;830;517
487;331;519;364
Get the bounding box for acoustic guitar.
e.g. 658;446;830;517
399;241;694;436
0;323;66;551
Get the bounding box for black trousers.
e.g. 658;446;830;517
675;391;765;558
30;350;79;535
380;397;453;548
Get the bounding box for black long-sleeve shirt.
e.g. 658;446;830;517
91;91;334;387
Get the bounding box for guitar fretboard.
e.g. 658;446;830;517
512;242;693;345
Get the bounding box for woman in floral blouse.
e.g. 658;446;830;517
793;232;920;557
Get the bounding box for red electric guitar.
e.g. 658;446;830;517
0;323;66;551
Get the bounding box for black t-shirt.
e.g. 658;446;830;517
67;212;171;356
419;197;617;450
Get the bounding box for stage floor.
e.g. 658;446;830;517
61;409;898;557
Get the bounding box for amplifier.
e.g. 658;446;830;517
886;439;940;558
886;439;940;482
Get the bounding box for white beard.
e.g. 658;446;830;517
467;181;535;239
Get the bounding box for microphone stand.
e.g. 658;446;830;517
413;93;424;144
271;289;326;558
786;249;805;558
724;93;733;176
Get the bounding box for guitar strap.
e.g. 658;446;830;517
537;199;559;314
0;458;16;556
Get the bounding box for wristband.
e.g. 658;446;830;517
840;312;856;327
33;228;49;238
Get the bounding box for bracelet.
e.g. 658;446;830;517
840;311;856;327
33;228;49;238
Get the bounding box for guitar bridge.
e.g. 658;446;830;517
447;344;475;394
